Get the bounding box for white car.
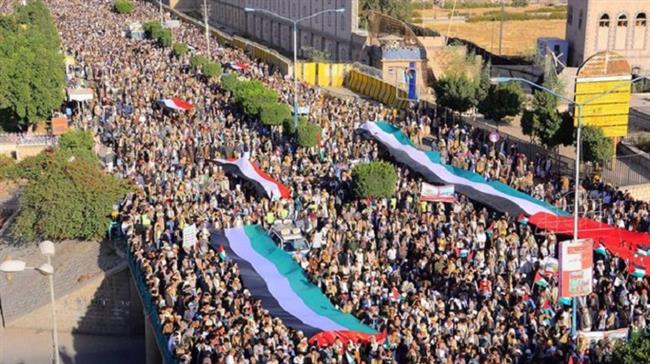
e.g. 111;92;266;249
268;220;311;254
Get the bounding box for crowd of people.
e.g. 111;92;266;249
44;0;650;363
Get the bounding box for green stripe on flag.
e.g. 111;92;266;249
243;225;376;334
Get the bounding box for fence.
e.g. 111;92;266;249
123;238;178;364
346;69;410;109
296;62;350;87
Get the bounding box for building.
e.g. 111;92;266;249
566;0;649;74
197;0;364;62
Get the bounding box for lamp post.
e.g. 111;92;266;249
491;75;649;338
0;241;58;364
244;7;346;128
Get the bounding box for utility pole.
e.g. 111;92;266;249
203;0;210;58
498;0;504;55
159;0;163;25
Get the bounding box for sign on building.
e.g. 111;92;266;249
559;238;593;298
574;51;632;138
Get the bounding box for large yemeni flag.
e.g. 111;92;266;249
159;97;193;111
211;225;384;345
215;157;291;201
359;122;566;217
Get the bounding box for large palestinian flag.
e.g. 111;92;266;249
215;157;291;201
359;121;568;217
211;225;384;346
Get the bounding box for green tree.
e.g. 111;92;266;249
352;161;398;199
433;73;478;114
12;150;130;241
520;77;565;147
202;62;223;79
157;28;172;47
190;54;209;70
58;130;98;163
260;102;291;126
113;0;135;14
360;0;414;26
0;0;65;130
476;63;491;106
172;42;188;57
581;125;614;164
479;82;524;123
296;121;322;148
143;21;163;39
221;73;240;93
232;80;278;117
608;333;650;364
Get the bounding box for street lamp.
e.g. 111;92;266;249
244;7;346;128
491;75;649;337
0;241;59;364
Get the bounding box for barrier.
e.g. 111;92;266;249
345;69;409;108
297;62;350;87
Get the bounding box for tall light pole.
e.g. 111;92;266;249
244;7;346;128
159;0;163;25
491;75;649;337
0;248;57;364
203;0;210;58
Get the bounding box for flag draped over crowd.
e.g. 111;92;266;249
215;157;291;201
211;225;385;346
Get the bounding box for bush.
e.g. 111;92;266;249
609;332;650;364
113;0;134;14
581;126;614;164
352;161;398;199
231;80;278;117
220;73;241;93
296;121;322;148
143;21;163;39
202;62;223;79
158;28;172;48
190;54;209;70
172;42;188;57
511;0;528;7
0;155;18;179
12;151;130;241
260;102;291;126
58;130;98;163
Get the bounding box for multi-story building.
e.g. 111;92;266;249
566;0;649;74
198;0;364;62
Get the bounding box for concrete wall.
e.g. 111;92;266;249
619;183;650;201
9;264;144;336
0;143;51;161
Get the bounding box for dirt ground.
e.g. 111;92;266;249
424;19;566;57
417;4;564;18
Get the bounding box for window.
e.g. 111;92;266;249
618;14;628;27
637;13;647;27
599;14;610;27
568;6;573;25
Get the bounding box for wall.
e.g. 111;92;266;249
296;62;350;87
346;69;409;108
8;264;143;336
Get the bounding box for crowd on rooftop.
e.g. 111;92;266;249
45;0;650;363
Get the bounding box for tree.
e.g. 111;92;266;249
143;21;163;39
608;333;650;364
581;126;614;164
158;28;172;47
352;161;398;199
232;80;278;117
260;102;291;126
172;42;188;57
220;73;240;93
113;0;135;14
360;0;414;26
202;62;223;79
190;54;209;70
0;0;65;130
433;73;477;114
476;63;491;106
12;150;130;242
520;77;564;147
58;130;98;163
479;82;524;123
296;121;322;148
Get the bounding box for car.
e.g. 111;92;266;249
268;220;311;254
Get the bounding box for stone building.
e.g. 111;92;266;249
566;0;649;74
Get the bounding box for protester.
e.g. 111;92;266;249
43;0;650;363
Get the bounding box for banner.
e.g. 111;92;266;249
182;224;197;249
404;62;417;100
578;328;628;345
559;238;593;297
421;182;455;203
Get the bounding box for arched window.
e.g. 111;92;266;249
599;14;610;27
618;14;628;27
637;13;647;27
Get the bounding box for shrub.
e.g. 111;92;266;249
0;155;18;179
220;73;241;93
143;21;163;39
352;161;398;199
260;102;291;126
190;54;209;70
511;0;528;7
172;42;188;57
581;126;614;164
12;151;130;241
202;62;223;79
158;28;172;48
58;130;98;163
113;0;134;14
296;121;321;148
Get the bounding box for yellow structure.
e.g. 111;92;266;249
573;51;632;138
296;63;350;87
346;69;409;108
